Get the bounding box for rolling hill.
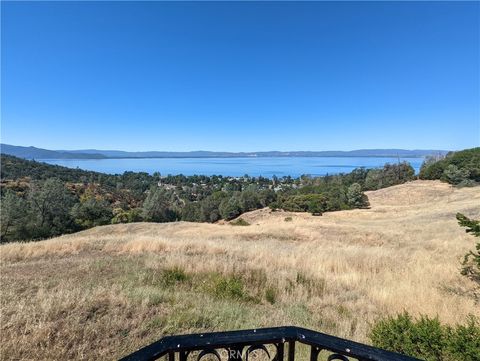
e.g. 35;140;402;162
0;180;479;360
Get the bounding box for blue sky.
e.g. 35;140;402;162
1;1;479;152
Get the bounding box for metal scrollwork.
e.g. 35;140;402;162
327;354;350;361
197;349;222;361
245;344;271;361
121;326;421;361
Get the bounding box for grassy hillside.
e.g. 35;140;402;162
1;180;479;360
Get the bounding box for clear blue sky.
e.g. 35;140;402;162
1;1;479;151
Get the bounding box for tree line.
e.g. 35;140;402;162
419;147;480;186
1;153;420;243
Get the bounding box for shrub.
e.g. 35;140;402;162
213;276;245;300
284;216;293;222
443;165;471;186
278;194;328;213
111;208;143;224
230;218;250;226
448;317;480;361
265;287;277;304
369;312;480;361
161;267;189;286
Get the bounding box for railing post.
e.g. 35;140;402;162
179;351;187;361
276;342;285;361
287;341;295;361
168;351;175;361
310;346;320;361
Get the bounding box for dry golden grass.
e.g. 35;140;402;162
1;180;479;360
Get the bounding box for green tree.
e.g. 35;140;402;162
219;196;243;220
0;191;29;242
420;148;480;184
364;162;415;190
257;189;276;207
325;185;348;211
364;169;384;190
347;183;370;208
239;185;262;212
181;202;202;222
28;178;76;238
200;191;227;222
71;197;113;228
457;213;480;284
419;155;446;180
141;187;177;222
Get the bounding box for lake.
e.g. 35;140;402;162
43;157;424;178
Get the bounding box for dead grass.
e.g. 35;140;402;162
1;180;479;360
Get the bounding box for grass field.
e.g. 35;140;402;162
1;180;479;360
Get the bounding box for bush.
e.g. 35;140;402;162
161;267;189;286
443;165;471;186
265;287;277;304
213;275;245;300
111;208;143;224
230;218;250;226
276;194;328;214
370;312;480;361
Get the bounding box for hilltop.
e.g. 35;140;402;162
1;180;479;360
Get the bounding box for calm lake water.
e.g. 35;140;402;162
43;157;424;178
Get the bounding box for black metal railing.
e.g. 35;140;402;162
120;326;421;361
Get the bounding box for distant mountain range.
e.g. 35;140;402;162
1;143;449;160
0;144;107;159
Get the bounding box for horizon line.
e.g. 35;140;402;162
1;143;454;154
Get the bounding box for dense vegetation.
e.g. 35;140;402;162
1;154;416;242
419;148;480;186
370;312;480;361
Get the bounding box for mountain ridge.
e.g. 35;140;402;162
1;143;449;159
